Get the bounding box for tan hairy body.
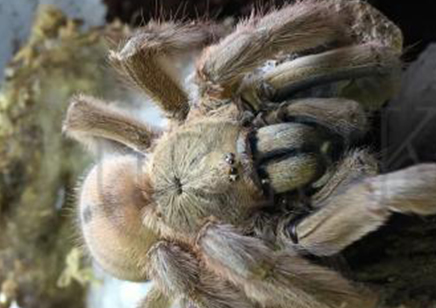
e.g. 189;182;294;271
64;1;436;307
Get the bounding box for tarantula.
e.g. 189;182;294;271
64;1;436;307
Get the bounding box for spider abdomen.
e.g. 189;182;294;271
78;155;158;281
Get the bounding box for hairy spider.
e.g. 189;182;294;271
64;1;436;307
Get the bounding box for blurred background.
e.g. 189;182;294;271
1;0;436;308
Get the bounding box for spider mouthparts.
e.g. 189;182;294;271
251;123;329;194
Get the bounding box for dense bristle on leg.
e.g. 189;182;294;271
64;95;159;153
286;162;436;257
109;22;229;121
196;0;349;100
146;241;254;308
196;221;377;308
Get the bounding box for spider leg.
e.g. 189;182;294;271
63;94;160;153
110;22;227;121
283;156;436;256
240;43;400;111
137;285;172;308
196;221;378;308
259;98;368;144
196;0;348;102
146;240;255;308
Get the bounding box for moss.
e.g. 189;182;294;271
0;6;127;308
